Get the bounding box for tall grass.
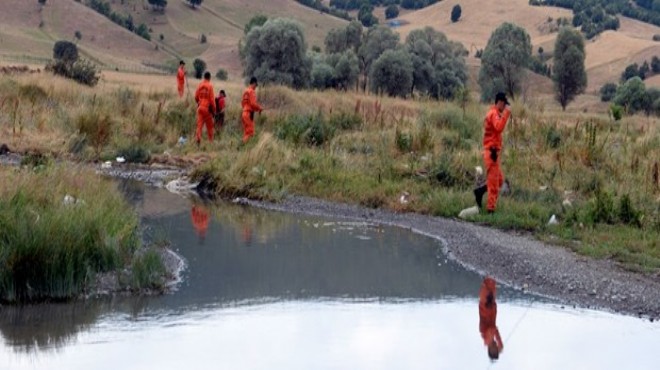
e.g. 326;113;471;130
0;165;163;302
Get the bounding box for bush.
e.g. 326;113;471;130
200;34;207;44
610;104;623;121
75;110;114;156
618;194;642;227
328;111;362;130
215;68;228;81
275;114;335;146
47;59;100;86
53;40;78;63
395;128;413;152
116;144;151;164
385;5;399;19
588;188;616;224
131;250;166;290
451;5;462;23
654;34;660;41
600;83;617;102
74;30;82;40
193;58;206;79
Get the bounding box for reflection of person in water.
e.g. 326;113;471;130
479;277;503;360
191;202;210;242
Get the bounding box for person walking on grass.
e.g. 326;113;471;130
241;77;263;144
474;92;511;213
194;72;216;145
177;60;186;99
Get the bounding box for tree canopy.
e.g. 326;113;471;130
553;27;587;110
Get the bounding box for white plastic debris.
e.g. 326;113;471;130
475;166;484;176
458;206;480;219
165;178;198;194
116;156;126;163
177;136;187;146
101;161;112;169
548;214;559;226
399;191;410;205
562;199;572;208
539;185;549;191
63;194;76;206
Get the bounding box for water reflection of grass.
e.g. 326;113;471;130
0;165;165;302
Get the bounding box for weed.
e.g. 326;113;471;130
395;128;413;153
130;250;166;291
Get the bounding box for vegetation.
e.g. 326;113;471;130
451;4;462;23
600;83;617;102
47;41;100;87
85;0;151;41
147;0;168;12
294;0;352;21
478;23;532;101
216;68;228;81
186;0;203;9
0;165;166;302
193;58;207;79
385;4;400;19
553;28;587;110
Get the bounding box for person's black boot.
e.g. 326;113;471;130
473;184;487;209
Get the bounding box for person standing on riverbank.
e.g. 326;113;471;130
194;72;216;145
474;92;511;213
479;277;503;360
241;77;263;144
177;60;186;99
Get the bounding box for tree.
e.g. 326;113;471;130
600;83;618;102
244;18;311;89
385;5;399;19
216;68;228;81
652;56;660;73
244;15;267;35
358;26;399;91
311;62;335;89
324;20;362;54
478;22;532;101
38;0;47;5
193;58;206;79
451;5;462;23
187;0;202;8
333;50;360;90
147;0;167;11
53;41;78;64
405;27;468;99
614;77;647;113
74;30;82;40
622;63;640;82
358;5;378;27
370;49;414;98
553;28;587;110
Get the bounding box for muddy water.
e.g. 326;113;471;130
0;182;658;370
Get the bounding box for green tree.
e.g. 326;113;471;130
478;22;532;101
652;56;660;73
311;62;335;89
187;0;202;9
333;50;360;90
244;15;268;35
53;41;78;64
147;0;167;11
193;58;206;79
370;49;414;98
614;77;647;113
622;63;641;82
324;20;362;54
451;5;462;23
600;83;618;102
553;28;587;110
405;27;468;99
215;68;228;81
244;18;311;89
385;5;399;19
358;26;399;91
358;5;378;27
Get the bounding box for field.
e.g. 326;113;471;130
1;70;658;275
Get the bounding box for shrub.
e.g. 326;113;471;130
545;125;562;149
395;128;413;153
600;83;617;102
618;194;642;227
200;34;207;44
74;30;82;40
193;58;206;79
385;4;399;19
159;33;164;41
75;111;114;156
215;68;228;81
53;40;78;63
451;5;462;23
164;101;195;136
275;114;335;146
116;144;151;164
588;188;616;224
131;250;166;290
610;104;623;121
328;111;362;130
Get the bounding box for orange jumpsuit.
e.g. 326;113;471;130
241;86;262;143
177;66;186;98
191;205;209;238
483;106;511;212
479;277;503;355
194;79;216;143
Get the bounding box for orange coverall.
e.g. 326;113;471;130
483;106;511;211
191;205;209;238
177;66;186;98
195;80;216;143
479;277;503;355
241;86;262;143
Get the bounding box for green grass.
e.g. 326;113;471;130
0;165;166;302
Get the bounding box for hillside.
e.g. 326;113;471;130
0;0;347;78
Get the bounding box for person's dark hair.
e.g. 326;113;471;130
495;92;509;105
179;60;185;66
204;71;211;80
220;90;226;96
250;76;258;86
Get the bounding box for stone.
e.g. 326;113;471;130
458;206;479;219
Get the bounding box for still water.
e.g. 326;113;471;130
0;182;658;369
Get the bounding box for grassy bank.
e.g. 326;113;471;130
1;72;659;273
0;164;166;302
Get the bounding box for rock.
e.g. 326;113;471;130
63;194;76;206
177;136;187;146
101;161;112;169
562;199;572;208
458;206;480;219
539;185;549;191
548;214;559;226
399;191;410;205
0;143;9;155
165;178;198;194
116;156;126;163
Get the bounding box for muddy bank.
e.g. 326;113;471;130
231;195;660;320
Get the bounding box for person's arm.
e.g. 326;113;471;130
250;90;263;112
209;86;216;112
494;327;503;352
194;85;200;104
492;109;511;134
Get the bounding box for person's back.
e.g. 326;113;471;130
195;80;214;109
194;72;216;144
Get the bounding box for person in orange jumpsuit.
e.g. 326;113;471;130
241;77;263;144
191;203;210;241
474;92;511;213
479;277;503;360
176;60;186;99
194;71;216;145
